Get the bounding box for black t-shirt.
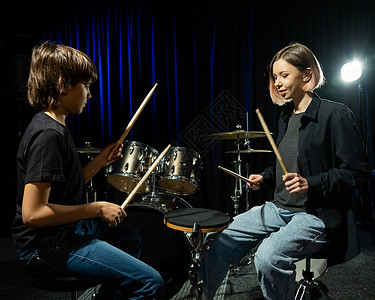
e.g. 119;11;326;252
11;112;85;250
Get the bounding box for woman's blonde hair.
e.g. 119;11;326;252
27;41;98;110
268;43;325;105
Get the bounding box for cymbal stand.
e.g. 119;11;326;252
230;126;243;216
244;112;251;211
230;121;254;272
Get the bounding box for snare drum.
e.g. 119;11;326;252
106;141;159;194
124;193;194;299
158;147;203;195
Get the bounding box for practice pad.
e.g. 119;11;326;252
164;208;230;233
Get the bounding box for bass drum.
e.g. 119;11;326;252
123;192;193;299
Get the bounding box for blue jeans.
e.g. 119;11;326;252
18;219;164;300
199;202;326;300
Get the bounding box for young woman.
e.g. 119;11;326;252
199;43;370;300
12;41;164;300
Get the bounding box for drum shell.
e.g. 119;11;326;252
123;193;194;299
105;141;159;194
158;147;202;195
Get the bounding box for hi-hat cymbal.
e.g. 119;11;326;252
77;146;102;154
225;149;273;154
205;130;268;140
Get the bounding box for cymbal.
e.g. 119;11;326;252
225;149;273;154
77;146;102;154
205;130;268;140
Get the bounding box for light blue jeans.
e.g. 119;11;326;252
199;202;326;300
18;219;164;300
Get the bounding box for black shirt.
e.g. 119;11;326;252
11;112;85;250
261;94;370;265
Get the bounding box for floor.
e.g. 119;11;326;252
1;229;374;299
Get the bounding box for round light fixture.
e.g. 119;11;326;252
341;61;362;82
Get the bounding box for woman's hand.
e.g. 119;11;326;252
283;173;309;193
247;174;263;191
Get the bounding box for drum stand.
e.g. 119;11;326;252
188;224;206;299
164;208;230;300
142;171;160;202
77;142;101;203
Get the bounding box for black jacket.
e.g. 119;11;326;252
261;94;370;265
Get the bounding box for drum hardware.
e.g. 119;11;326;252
77;141;102;154
141;171;160;203
207;122;271;215
85;156;97;203
220;124;251;216
78;142;101;203
164;208;230;300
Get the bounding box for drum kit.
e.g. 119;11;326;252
77;82;282;298
79;141;207;298
77;126;271;298
77;85;278;298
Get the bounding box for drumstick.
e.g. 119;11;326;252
255;108;288;174
120;144;171;209
107;83;158;161
218;166;251;184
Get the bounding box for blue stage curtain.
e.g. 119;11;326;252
38;0;374;212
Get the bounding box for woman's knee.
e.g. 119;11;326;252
254;241;282;273
254;247;273;272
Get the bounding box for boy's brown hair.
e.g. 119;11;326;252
27;41;98;110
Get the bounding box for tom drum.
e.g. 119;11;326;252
106;141;159;194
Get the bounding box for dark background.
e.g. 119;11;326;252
1;0;374;237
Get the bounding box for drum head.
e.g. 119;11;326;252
124;195;191;299
164;208;230;233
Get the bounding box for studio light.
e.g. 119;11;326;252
341;60;362;82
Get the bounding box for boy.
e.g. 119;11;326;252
12;41;164;300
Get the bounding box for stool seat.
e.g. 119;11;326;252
164;208;230;233
25;257;97;299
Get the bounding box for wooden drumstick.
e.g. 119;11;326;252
120;144;171;209
107;83;158;161
218;166;252;184
255;108;288;174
